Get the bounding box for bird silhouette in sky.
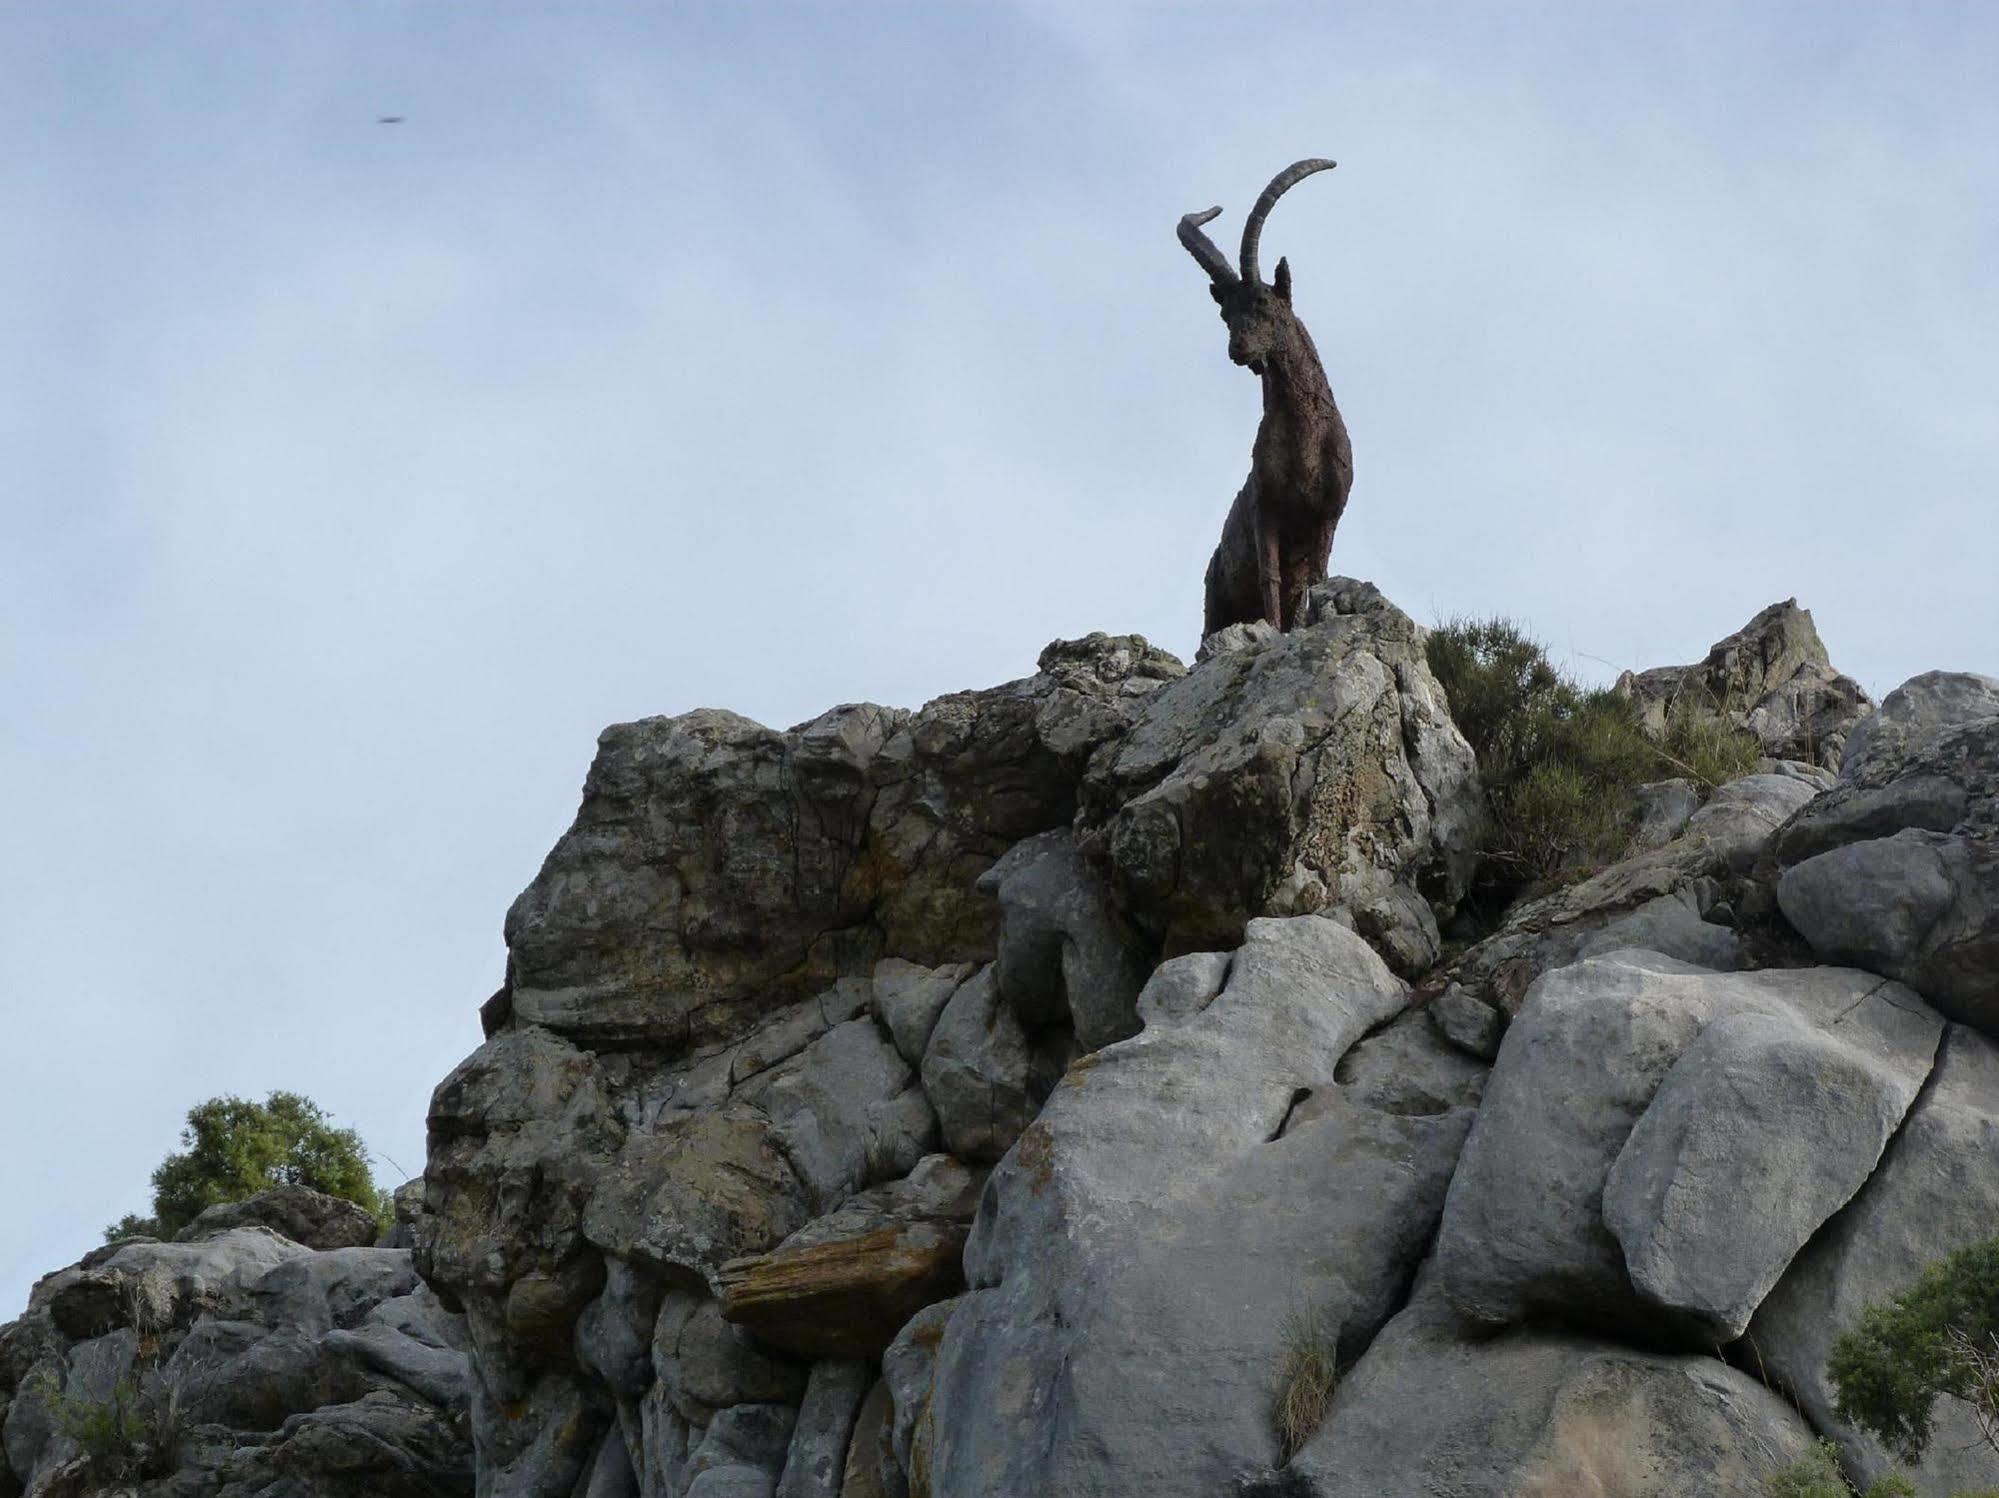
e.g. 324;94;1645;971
377;116;405;125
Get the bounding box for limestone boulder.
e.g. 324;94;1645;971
1436;950;1941;1342
1081;579;1480;972
1332;1008;1487;1117
918;966;1056;1164
212;1390;473;1497
1774;672;1999;1034
1134;949;1232;1030
716;1156;980;1359
178;1184;385;1252
924;917;1472;1496
1749;1023;1999;1497
1280;1279;1818;1497
43;1228;309;1340
1615;598;1872;769
503;636;1181;1048
868;959;974;1069
252;1247;421;1336
774;1358;869;1498
977;828;1147;1053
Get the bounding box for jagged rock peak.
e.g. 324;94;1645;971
1615;596;1873;769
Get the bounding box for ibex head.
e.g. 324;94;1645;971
1178;159;1334;375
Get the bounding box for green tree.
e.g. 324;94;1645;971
1828;1238;1999;1466
104;1090;388;1243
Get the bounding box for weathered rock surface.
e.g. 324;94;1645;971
1749;1022;1999;1497
1437;950;1941;1343
502;635;1183;1047
1447;768;1821;1019
924;917;1473;1496
977;828;1146;1053
715;1156;980;1358
1616;598;1873;769
178;1183;386;1253
0;1191;471;1498
1082;579;1481;972
1284;1278;1818;1497
1774;671;1999;1035
916;966;1051;1165
19;583;1991;1498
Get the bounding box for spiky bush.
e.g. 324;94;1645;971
1425;617;1760;890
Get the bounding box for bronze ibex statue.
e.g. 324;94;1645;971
1180;159;1353;635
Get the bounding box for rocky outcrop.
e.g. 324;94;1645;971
399;588;1484;1498
176;1185;385;1254
1750;1022;1999;1495
1773;671;1999;1035
1083;580;1481;973
925;916;1475;1496
1283;1275;1818;1497
714;1156;981;1359
1616;598;1873;769
16;581;1996;1498
0;1190;471;1498
1441;768;1822;1033
1437;950;1941;1344
501;633;1185;1047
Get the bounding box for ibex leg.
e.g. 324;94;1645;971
1259;518;1284;630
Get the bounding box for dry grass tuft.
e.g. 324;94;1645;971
1275;1307;1339;1461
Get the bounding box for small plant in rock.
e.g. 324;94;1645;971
1274;1306;1340;1461
54;1374;153;1480
1828;1238;1999;1465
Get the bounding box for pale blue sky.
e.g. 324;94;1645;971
4;3;1996;1312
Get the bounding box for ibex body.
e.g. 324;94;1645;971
1181;160;1353;635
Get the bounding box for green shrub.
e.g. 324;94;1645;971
1829;1238;1999;1465
1274;1307;1339;1461
105;1090;390;1243
1425;617;1761;888
1763;1441;1914;1497
55;1375;152;1479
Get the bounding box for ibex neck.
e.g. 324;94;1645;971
1259;330;1332;416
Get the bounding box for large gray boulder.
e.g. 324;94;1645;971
0;1225;473;1498
212;1389;474;1497
1282;1278;1818;1497
716;1155;980;1359
41;1227;310;1340
1749;1023;1999;1497
917;966;1054;1164
1081;579;1481;973
1615;598;1872;769
924;917;1472;1496
178;1184;386;1252
1774;672;1999;1034
773;1357;869;1498
502;636;1182;1047
1437;950;1941;1343
977;828;1147;1053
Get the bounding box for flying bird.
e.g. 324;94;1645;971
377;115;404;125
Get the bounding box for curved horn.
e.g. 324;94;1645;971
1238;158;1335;284
1177;206;1239;288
